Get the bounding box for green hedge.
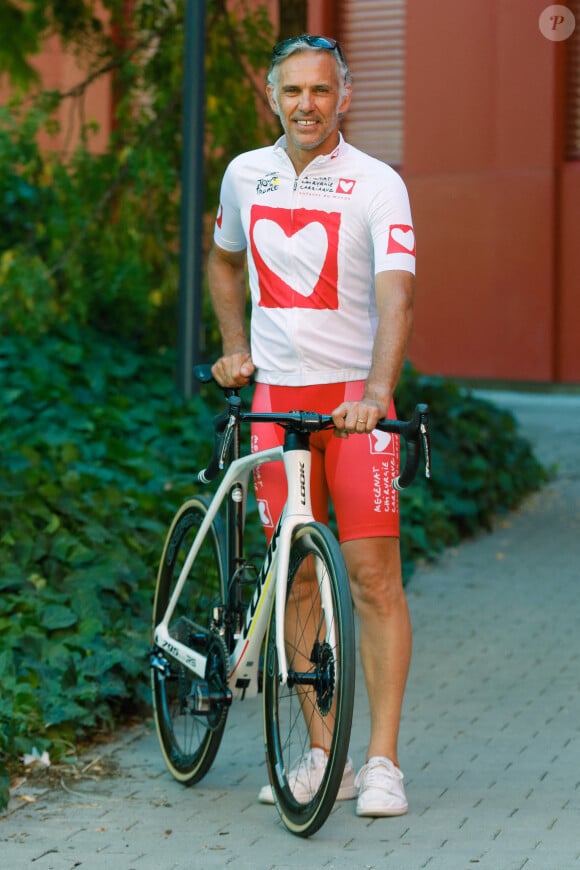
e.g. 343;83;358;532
0;329;546;808
396;365;547;575
0;328;209;807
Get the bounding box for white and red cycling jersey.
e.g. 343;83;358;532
213;134;416;387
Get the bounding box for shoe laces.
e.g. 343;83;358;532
357;757;402;790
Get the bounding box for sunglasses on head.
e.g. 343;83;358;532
272;34;346;64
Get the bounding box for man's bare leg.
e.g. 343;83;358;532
342;536;411;765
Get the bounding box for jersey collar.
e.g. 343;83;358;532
273;132;345;168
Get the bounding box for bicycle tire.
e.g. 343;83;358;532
151;495;229;785
263;522;355;837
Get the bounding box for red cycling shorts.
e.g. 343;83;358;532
250;381;400;544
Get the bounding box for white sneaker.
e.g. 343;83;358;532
258;748;358;804
355;756;408;817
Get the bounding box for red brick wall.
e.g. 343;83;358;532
402;0;579;382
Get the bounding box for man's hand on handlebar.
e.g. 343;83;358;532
211;352;256;389
331;396;388;438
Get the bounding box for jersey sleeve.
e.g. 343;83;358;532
370;167;416;276
213;160;247;253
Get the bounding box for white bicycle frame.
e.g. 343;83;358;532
153;441;337;701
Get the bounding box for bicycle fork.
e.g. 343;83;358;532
273;440;336;687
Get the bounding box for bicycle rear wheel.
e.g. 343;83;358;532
151;495;229;785
263;522;355;837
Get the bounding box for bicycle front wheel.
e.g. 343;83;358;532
151;495;229;785
263;522;355;837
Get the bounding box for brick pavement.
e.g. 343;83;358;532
2;391;579;870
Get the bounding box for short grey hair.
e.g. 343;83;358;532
267;35;352;96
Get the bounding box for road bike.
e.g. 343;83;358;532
150;365;430;837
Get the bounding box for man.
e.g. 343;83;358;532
208;34;416;818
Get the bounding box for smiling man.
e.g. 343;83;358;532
208;34;416;818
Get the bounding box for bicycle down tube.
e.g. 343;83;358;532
154;443;280;697
153;439;322;699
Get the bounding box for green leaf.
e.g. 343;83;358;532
41;605;78;630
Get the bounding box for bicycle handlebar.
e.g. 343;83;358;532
193;364;431;489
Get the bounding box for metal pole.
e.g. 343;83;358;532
177;0;206;398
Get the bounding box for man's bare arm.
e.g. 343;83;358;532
207;243;255;387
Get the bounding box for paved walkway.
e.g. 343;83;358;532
2;391;579;870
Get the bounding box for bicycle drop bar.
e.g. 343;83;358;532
194;365;431;490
